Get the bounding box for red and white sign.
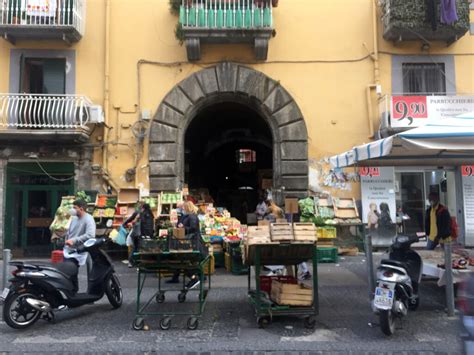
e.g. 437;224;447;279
391;95;474;128
359;167;381;177
462;166;474;177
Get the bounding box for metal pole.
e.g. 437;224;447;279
444;242;455;317
2;249;11;291
364;233;375;300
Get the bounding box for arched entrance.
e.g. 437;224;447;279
149;62;308;207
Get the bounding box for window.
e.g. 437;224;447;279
402;63;446;95
20;58;66;94
236;149;256;164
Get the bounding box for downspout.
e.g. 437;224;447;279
366;0;381;139
102;0;115;191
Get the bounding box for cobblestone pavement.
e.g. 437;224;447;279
0;255;464;354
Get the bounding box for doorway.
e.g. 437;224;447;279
5;162;74;256
184;102;272;222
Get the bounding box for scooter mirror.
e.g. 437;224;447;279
106;219;113;228
83;238;97;248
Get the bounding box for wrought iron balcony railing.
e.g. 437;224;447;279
0;94;92;129
0;0;85;44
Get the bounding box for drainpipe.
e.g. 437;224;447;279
366;0;381;139
102;0;112;189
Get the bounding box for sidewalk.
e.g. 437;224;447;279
0;255;463;353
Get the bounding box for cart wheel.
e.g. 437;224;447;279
304;316;316;329
257;316;270;329
156;293;165;303
187;317;199;330
159;317;171;330
132;317;145;331
178;292;186;303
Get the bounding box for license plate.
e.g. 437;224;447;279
0;287;9;301
374;283;395;310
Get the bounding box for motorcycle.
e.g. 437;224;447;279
372;232;426;336
1;233;122;329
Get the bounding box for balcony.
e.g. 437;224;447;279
177;0;274;61
380;0;470;45
0;0;85;44
0;94;101;143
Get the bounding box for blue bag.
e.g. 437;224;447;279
115;225;128;246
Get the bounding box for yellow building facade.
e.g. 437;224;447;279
0;0;473;253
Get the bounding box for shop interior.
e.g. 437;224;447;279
395;168;458;234
184;101;273;223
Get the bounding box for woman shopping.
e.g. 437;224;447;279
124;202;155;267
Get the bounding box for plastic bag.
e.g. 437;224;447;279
114;226;128;246
126;230;134;247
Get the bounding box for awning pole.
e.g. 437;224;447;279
444;242;455;316
364;232;375;300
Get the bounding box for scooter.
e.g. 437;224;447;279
372;232;426;336
1;233;123;329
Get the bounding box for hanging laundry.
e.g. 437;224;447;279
440;0;458;25
425;0;437;31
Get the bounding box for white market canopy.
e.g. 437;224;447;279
329;112;474;168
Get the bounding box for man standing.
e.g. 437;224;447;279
64;199;96;293
425;192;451;250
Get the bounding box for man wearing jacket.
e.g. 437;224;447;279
425;192;451;250
64;199;96;293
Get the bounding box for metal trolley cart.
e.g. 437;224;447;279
246;243;318;329
132;250;211;331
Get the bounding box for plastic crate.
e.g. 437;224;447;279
51;250;64;263
231;262;249;275
322;227;337;239
259;275;297;294
317;247;338;263
316;227;324;239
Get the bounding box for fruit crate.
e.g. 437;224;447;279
317;247;338;263
259;275;297;294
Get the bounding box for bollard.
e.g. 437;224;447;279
2;249;11;291
364;233;375;301
444;242;455;317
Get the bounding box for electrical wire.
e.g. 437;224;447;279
34;160;75;182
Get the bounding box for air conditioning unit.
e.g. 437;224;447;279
89;105;104;124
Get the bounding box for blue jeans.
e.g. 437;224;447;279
426;238;444;250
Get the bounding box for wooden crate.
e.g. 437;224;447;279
270;223;294;241
293;222;316;242
270;281;313;306
333;197;359;219
248;225;271;238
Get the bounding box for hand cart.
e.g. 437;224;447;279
245;242;318;329
132;250;211;331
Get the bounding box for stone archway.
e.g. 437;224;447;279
149;62;308;202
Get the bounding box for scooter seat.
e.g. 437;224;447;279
381;259;408;271
54;261;79;278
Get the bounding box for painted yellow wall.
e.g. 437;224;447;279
0;0;472;195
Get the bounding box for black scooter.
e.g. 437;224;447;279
372;233;426;335
2;236;122;329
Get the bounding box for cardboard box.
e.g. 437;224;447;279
285;198;299;214
118;188;140;204
173;227;186;239
258;220;270;226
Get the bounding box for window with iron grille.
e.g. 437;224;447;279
402;63;447;95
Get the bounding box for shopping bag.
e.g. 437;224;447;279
114;225;128;246
126;230;134;247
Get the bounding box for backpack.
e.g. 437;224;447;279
450;216;459;240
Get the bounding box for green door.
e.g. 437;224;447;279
5;163;74;256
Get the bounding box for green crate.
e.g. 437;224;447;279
231;259;249;275
317;247;338;263
213;251;225;268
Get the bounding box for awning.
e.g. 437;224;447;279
329;112;474;168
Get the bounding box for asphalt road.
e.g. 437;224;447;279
0;255;464;354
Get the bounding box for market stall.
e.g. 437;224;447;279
244;223;318;328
